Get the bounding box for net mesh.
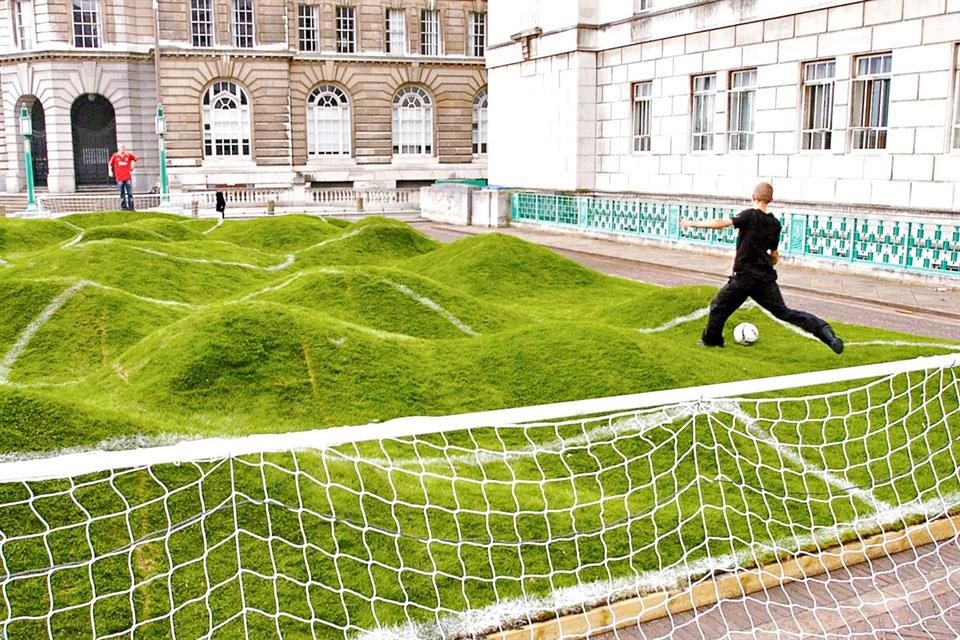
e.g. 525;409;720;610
0;356;959;639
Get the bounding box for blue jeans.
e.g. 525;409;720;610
118;180;134;210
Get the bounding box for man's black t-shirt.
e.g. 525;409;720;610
731;208;780;281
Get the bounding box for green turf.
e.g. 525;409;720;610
0;212;958;638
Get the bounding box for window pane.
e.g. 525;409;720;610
851;54;891;150
692;74;715;151
386;8;406;54
298;5;317;51
232;0;254;47
469;12;486;57
421;10;440;56
191;0;213;46
393;87;433;155
801;60;835;151
203;82;252;158
954;62;960;149
72;0;100;47
633;81;652;152
472;89;488;154
336;6;355;53
15;0;35;49
308;85;351;155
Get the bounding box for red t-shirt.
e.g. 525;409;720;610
109;151;138;182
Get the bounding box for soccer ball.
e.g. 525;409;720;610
733;322;759;345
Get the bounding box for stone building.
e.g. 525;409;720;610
488;0;960;213
0;0;488;196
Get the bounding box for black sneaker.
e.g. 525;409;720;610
822;326;844;354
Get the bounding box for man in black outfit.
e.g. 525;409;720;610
680;182;844;354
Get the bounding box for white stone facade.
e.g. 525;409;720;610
489;0;960;212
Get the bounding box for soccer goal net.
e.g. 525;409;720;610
1;353;959;639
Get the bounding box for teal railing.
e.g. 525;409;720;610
512;192;960;277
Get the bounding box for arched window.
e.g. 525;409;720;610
392;86;433;156
307;85;351;156
202;81;251;157
472;88;488;155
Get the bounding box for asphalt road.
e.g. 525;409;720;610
415;223;960;342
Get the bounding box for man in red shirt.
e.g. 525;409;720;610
107;144;139;211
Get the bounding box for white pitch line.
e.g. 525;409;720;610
637;306;711;333
129;246;294;271
0;281;90;384
59;220;85;232
719;400;891;513
357;492;960;640
84;281;198;309
237;272;307;302
240;266;478;336
0;256;10;267
294;227;365;254
384;280;479;337
201;219;225;235
62;233;84;248
638;306;960;354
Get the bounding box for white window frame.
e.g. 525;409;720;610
632;81;653;152
728;68;757;151
637;0;653;11
420;9;440;56
232;0;254;48
468;12;485;57
952;45;960;151
190;0;214;47
850;53;892;150
392;86;434;156
336;5;356;54
801;59;836;151
385;8;406;54
691;73;716;152
307;84;351;157
14;0;36;49
473;88;488;155
298;4;318;52
72;0;101;48
202;81;252;159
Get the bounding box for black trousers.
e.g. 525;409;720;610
702;273;830;347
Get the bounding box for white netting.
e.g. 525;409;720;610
0;354;958;639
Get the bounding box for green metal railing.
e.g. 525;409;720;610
512;192;960;277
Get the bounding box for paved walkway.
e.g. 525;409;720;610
604;537;960;640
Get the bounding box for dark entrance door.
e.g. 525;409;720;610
71;94;117;187
31;101;48;188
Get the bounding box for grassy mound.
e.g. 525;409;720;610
0;385;154;454
60;211;184;229
5;242;281;304
403;232;609;300
7;283;188;385
81;225;173;243
252;266;525;338
0;219;76;254
296;218;440;267
205;214;344;251
0;280;76;354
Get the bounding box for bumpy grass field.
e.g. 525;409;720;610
0;212;958;639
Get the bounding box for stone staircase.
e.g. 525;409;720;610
0;194;29;215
